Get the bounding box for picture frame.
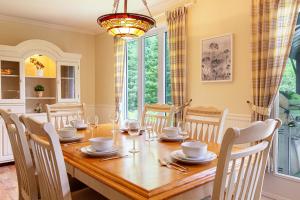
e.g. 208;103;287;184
200;33;233;82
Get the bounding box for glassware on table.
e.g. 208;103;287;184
177;120;189;142
128;121;140;154
87;115;99;137
145;125;154;141
110;112;119;133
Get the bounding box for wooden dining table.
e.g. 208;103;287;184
62;124;221;200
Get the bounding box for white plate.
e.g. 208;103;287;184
59;134;84;142
170;150;217;164
80;145;118;157
159;134;188;142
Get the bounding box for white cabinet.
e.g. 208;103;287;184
0;118;13;163
0;39;81;163
0;57;25;104
57;62;80;103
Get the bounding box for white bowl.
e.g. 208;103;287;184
89;137;113;152
181;141;208;158
58;127;76;138
162;127;179;138
71;119;85;128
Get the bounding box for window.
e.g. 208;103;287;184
125;28;171;120
277;14;300;179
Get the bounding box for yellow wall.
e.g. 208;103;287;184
25;55;56;78
95;0;252;115
0;20;96;105
95;34;115;105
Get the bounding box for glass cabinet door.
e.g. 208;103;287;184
58;64;79;102
0;60;21;100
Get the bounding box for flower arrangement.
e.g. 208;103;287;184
30;57;45;70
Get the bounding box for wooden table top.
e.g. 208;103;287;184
62;124;221;199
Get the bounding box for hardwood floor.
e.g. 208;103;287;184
0;164;18;200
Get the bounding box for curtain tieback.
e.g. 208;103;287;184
246;101;271;116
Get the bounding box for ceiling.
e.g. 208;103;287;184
0;0;179;34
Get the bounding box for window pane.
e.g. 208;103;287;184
278;58;300;178
61;65;76;99
127;40;138;119
144;35;158;104
165;33;172;104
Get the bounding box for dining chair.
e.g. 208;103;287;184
45;103;86;130
0;109;39;200
183;106;228;144
21;115;106;200
211;119;281;200
141;103;175;135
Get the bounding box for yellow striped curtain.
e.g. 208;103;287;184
166;7;188;122
114;37;126;114
251;0;299;121
251;0;299;172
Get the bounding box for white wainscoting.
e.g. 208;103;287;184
95;104;252;129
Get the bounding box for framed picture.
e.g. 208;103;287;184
201;33;233;82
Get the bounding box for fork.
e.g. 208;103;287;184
158;159;187;172
163;158;188;172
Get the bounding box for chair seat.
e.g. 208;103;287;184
71;188;107;200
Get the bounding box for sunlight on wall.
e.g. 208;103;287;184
25;54;56;78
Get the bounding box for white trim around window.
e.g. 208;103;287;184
123;27;168;120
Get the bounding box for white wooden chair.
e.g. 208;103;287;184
211;119;281;200
21;115;106;200
183;106;228;144
0;109;39;200
45;103;86;130
141;103;174;135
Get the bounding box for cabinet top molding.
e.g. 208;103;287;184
0;39;81;62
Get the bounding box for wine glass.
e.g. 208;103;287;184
128;121;140;154
145;124;154;141
177;120;189;142
110;112;119;134
87;115;99;137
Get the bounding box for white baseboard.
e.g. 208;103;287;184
262;192;291;200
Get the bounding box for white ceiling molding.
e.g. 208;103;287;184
0;0;192;35
0;14;99;35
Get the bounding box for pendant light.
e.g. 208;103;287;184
97;0;156;38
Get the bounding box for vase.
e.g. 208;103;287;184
36;69;44;77
36;91;43;97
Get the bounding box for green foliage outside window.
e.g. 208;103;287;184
126;33;172;119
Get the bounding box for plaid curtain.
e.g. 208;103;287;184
114;37;126;115
251;0;299;121
166;7;188;122
251;0;299;172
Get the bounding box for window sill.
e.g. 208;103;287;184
272;172;300;183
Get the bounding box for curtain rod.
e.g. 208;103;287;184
153;1;195;19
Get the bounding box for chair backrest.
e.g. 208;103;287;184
183;106;228;144
141;104;174;134
0;109;38;200
21;115;71;200
46;103;86;130
212;119;282;200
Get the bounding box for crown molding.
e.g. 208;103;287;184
0;14;100;35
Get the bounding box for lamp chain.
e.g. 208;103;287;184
141;0;153;17
112;0;120;13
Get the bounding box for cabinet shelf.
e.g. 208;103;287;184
61;77;75;80
26;97;56;100
1;75;19;78
26;76;56;79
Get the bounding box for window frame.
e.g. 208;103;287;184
123;27;168;120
